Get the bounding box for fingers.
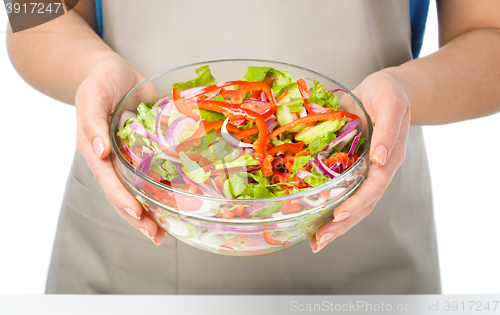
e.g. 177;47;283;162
77;122;143;220
369;94;408;166
106;195;165;246
78;85;114;159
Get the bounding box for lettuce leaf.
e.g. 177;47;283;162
136;103;157;134
228;172;249;197
273;82;301;103
241;66;290;84
172;65;217;91
304;169;330;187
200;139;237;164
192;109;226;121
179;152;210;184
237;121;253;130
285;98;305;112
309;80;340;110
308;131;336;155
215;155;259;170
290;155;313;174
251;202;281;219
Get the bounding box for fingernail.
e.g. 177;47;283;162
125;208;140;220
318;232;335;245
154;239;162;246
333;212;351;223
373;145;387;165
139;228;153;240
93;138;105;158
313;241;327;253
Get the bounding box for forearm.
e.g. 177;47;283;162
389;28;500;125
6;9;118;105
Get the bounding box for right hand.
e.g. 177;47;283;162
75;54;165;245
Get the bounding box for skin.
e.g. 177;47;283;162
6;0;500;251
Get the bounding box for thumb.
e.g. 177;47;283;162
357;73;410;166
76;58;141;159
77;81;115;159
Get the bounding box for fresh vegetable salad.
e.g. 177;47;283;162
117;66;365;220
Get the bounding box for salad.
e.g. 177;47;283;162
117;65;365;220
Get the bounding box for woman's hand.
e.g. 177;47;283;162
311;69;411;252
75;55;165;245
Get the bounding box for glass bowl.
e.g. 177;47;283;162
110;59;372;256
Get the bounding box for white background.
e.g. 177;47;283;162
1;1;499;294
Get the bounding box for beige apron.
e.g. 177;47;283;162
46;0;441;294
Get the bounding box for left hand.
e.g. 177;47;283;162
311;68;411;252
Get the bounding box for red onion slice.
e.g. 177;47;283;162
244;203;274;216
243;99;267;106
221;118;253;148
337;118;360;135
308;103;328;113
119;111;137;130
329;88;348;94
176;166;223;198
129;122;159;143
295;170;313;179
298;193;328;208
320;127;358;155
315;155;340;179
266;118;278;132
348;133;362;158
134;147;154;188
164;116;197;150
154;100;173;150
122;143;141;164
155;152;181;164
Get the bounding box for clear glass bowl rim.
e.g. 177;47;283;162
110;58;373;206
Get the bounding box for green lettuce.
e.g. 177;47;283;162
285;98;305;112
309;80;340;110
201;139;239;164
179;152;210;184
241;66;291;84
304;169;330;187
308;131;336;155
290;155;313;174
228;172;249;197
172;65;217;91
136;103;157;134
237;121;253;130
215;155;259;170
273;82;301;103
192;109;226;121
251;202;282;219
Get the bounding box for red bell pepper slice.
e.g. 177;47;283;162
220;81;276;105
297;78;311;99
268;142;304;156
263;230;291;247
261;154;274;176
240;102;278;120
173;88;200;120
189;100;269;161
175;120;240;154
